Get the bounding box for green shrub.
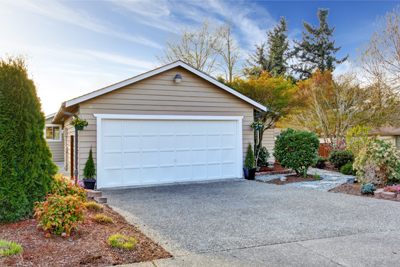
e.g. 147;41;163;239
257;147;270;167
0;239;23;257
84;147;96;179
0;56;58;223
84;202;104;211
314;156;328;169
50;174;87;201
328;150;354;170
244;144;255;169
340;162;356;175
273;128;319;177
354;137;400;185
34;194;87;235
360;184;376;194
109;234;136;250
94;214;114;223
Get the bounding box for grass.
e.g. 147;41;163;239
108;234;136;250
84;202;104;211
94;214;114;223
0;239;23;257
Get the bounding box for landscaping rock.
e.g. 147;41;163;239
94;197;108;204
347;178;355;184
86;190;102;198
374;189;384;197
382;191;397;198
280;177;287;182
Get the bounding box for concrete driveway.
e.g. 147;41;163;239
103;180;400;266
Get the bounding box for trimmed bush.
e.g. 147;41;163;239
273;128;319;177
257;147;270;167
314;156;328;169
0;56;58;223
0;239;23;257
340;162;356;175
94;214;114;223
109;234;136;250
84;202;104;211
360;184;376;194
34;194;87;235
244;144;255;169
84;147;96;179
51;174;87;201
328;150;354;170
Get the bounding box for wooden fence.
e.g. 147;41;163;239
318;143;331;158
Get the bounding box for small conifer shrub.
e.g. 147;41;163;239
244;144;256;169
360;184;376;195
84;147;96;180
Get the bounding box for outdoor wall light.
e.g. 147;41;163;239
174;74;182;83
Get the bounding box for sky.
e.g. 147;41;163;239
0;0;398;115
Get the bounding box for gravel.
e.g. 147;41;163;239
102;179;400;254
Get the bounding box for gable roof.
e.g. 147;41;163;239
62;60;267;111
45;113;56;119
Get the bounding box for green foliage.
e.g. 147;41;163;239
360;183;376;195
328;150;355;170
34;194;87;235
84;202;104;211
94;214;114;223
314;156;328;169
291;8;349;80
340;162;356;175
354;137;400;185
84;147;96;180
109;234;136;250
273;128;319;176
50;174;87;201
244;17;291;79
0;56;57;223
344;125;371;157
257;147;270;167
0;239;23;257
70;117;88;128
244;144;255;169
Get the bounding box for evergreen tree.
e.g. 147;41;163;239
291;8;349;80
84;147;96;179
0;56;57;223
243;17;291;79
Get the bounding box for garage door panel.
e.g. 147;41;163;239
142;151;158;167
175;135;191;150
158;166;175;182
191;121;207;134
159;121;175;134
141;167;158;183
104;153;122;168
141;120;158;134
192;150;207;164
104;136;121;151
207;149;221;163
176;165;192;181
123;120;140;135
176;150;191;165
159;151;175;165
142;136;158;150
192;165;207;179
222;135;236;148
222;163;236;177
207;135;221;148
175;121;192;134
192;135;206;149
123;136;140;151
207;164;221;178
104;169;122;186
122;168;140;185
159;135;175;150
122;152;141;168
222;149;236;162
207;121;221;134
221;121;236;134
103;120;122;135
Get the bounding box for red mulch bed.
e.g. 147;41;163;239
257;164;289;172
267;174;323;185
329;183;400;202
0;205;172;266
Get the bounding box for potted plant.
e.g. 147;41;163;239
70;117;88;130
83;147;96;189
243;144;256;180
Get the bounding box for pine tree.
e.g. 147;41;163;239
0;56;57;223
243;17;291;79
291;8;349;80
83;147;96;180
244;144;256;169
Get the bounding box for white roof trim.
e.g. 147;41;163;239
45;113;56;119
64;61;267;111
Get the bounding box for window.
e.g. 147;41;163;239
45;125;62;141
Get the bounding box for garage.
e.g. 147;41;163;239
96;115;243;188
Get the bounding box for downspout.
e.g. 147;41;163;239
60;103;79;185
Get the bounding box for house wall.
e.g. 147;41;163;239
76;66;275;179
45;118;64;162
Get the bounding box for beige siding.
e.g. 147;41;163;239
262;128;275;163
63;114;77;177
76;66;274;178
45;118;64;162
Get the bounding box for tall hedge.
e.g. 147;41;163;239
0;56;57;223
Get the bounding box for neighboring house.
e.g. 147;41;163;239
45;113;64;162
370;127;400;149
46;61;274;189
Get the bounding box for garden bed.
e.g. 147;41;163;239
256;163;293;176
0;205;172;266
266;174;323;185
329;183;400;202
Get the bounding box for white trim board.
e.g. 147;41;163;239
65;61;267;111
94;114;244;189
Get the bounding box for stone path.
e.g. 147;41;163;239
256;168;355;191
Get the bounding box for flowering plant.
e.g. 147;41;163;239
250;121;265;131
50;174;87;201
384;184;400;193
70;117;88;127
353;137;400;185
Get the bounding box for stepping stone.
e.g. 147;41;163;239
94;197;107;204
374;189;384;197
86;190;102;198
302;185;319;188
382;191;397;198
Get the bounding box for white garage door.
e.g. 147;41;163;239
97;117;242;188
